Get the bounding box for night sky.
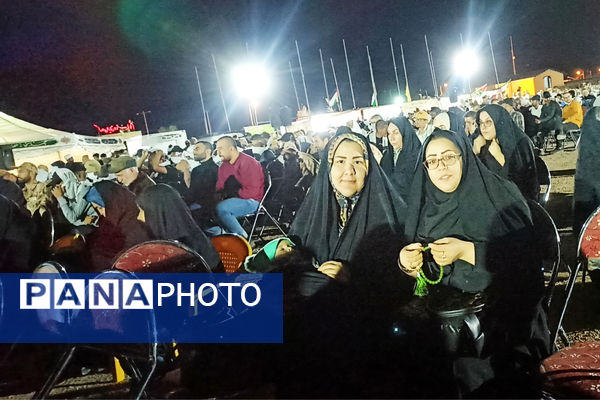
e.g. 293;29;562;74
1;0;598;136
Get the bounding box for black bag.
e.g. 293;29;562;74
426;287;486;358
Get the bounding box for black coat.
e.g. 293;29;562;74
540;100;562;131
189;159;218;209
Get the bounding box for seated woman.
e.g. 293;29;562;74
289;131;411;306
84;181;150;272
136;184;223;272
0;195;36;272
473;104;539;200
381;116;422;197
398;130;549;396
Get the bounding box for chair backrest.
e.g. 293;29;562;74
112;240;211;273
33;261;71;333
86;270;158;344
535;156;551;205
578;204;600;260
527;199;561;309
32;209;55;250
210;234;252;273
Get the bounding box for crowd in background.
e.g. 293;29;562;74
2;82;600;397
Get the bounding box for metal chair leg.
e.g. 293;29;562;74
552;262;580;349
134;343;159;400
32;345;77;399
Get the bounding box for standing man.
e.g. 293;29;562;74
215;136;264;238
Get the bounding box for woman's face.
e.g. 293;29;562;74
464;116;477;135
387;122;403;150
478;111;497;141
330;140;368;197
424;137;463;193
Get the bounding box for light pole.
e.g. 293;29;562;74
136;110;151;134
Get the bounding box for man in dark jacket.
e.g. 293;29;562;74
189;142;218;226
536;91;562;147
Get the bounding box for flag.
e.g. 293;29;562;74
405;83;412;102
327;90;341;111
371;91;378;107
473;83;488;96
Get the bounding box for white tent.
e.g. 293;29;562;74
0;111;75;145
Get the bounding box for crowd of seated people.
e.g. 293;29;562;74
2;88;600;397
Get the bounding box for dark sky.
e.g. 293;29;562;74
1;0;598;136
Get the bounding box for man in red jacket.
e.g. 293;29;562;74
214;136;264;238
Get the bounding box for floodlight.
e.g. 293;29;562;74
453;50;479;77
232;63;271;101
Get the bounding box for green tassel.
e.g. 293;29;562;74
414;272;429;297
413;265;444;297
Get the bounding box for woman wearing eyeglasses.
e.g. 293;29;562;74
398;130;549;396
473;104;539;200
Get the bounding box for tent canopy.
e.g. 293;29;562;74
0;111;74;145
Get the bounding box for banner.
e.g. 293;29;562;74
2;273;282;343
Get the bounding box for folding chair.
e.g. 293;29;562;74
542;129;559;154
211;234;252;273
527;200;567;353
32;209;55;251
534;156;552;206
112;240;211;274
548;205;600;352
561;129;580;151
242;170;287;242
33;270;159;400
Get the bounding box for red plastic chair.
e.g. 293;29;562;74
540;341;600;398
112;240;211;273
210;234;252;273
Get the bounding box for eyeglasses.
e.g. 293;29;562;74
423;152;461;170
478;119;494;128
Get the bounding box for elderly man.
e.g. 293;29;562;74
17;162;51;215
214;136;264;238
110;156;155;196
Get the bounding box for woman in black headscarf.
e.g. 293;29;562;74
398;130;549;396
136;184;222;272
289;131;410;304
380;117;422;197
0;195;35;272
474;104;539;200
85;181;150;272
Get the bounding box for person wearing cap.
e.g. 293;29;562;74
535;91;562;147
413;110;434;144
17;162;51;215
64;154;75;171
109;156;155;196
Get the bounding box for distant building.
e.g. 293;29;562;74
494;68;565;97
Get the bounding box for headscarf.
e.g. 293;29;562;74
243;238;295;273
87;181;150;272
0;195;35;272
85;186;105;208
380;117;422;196
574;107;600;233
405;130;532;244
289;132;408;298
476;104;538;200
136;184;221;271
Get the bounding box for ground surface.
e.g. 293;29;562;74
2;147;599;399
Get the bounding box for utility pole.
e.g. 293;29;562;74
136;110;151;134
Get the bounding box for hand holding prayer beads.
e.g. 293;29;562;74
398;242;424;278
